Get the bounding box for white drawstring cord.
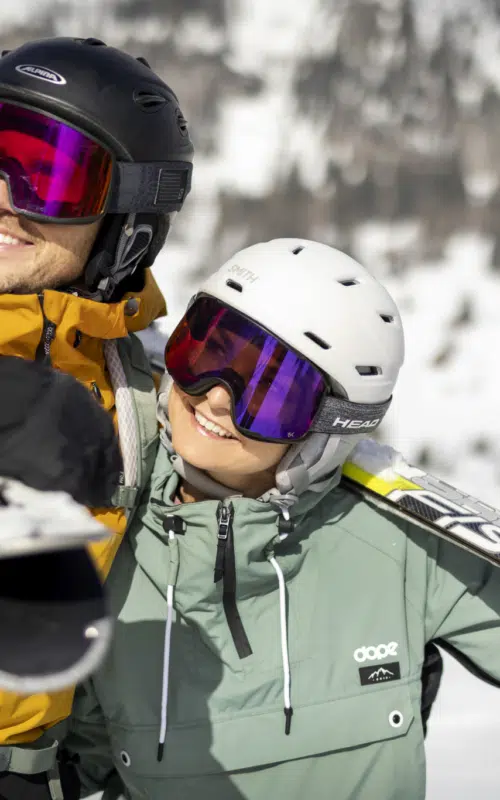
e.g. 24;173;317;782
268;554;293;734
158;529;175;762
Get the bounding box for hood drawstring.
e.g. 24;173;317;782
157;515;183;762
267;507;294;735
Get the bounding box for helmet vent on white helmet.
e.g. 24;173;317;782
225;279;243;293
380;314;394;323
338;279;359;287
292;245;304;254
356;365;381;376
304;331;331;350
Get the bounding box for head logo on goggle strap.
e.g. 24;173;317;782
15;65;67;86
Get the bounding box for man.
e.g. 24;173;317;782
0;36;193;799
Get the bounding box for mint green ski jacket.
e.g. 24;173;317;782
64;445;500;800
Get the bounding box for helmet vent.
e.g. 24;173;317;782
304;331;331;350
133;89;168;111
292;245;304;254
226;279;243;293
175;108;189;136
356;365;381;376
380;313;394;323
80;38;107;47
339;278;359;287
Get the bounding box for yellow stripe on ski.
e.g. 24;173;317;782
342;461;422;498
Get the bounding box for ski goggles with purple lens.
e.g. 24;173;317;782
165;295;392;443
0;101;192;223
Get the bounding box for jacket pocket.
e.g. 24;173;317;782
107;684;415;780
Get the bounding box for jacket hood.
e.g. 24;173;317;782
0;267;166;352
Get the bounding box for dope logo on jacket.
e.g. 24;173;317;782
353;641;399;663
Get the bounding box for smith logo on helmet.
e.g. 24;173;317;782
332;417;380;429
15;64;67;85
228;264;259;283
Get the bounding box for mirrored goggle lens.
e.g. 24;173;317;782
165;296;327;441
0;101;113;219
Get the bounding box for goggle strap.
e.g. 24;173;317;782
310;395;392;435
108;161;193;214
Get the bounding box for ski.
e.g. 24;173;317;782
341;439;500;568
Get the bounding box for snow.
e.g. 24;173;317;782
358;230;500;505
464;171;500;205
218;92;290;197
226;0;344;71
176;15;225;56
0;0;54;26
350;438;427;481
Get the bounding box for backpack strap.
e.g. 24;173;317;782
104;336;158;521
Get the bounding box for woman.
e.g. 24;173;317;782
64;239;500;800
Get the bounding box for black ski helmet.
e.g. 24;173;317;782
0;37;194;300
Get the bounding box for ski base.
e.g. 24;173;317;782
341;440;500;568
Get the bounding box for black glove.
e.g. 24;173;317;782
0;355;122;505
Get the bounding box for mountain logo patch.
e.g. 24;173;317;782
359;661;401;686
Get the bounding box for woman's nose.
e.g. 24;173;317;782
205;384;232;413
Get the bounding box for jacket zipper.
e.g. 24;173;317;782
35;293;57;365
214;501;253;659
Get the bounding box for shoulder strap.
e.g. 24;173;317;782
104;336;158;520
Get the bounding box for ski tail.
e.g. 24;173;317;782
341;440;500;568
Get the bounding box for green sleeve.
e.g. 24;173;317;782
423;531;500;682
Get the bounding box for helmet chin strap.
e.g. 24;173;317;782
97;213;153;302
156;372;361;508
76;213;154;302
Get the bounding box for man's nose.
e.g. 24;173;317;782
0;179;15;214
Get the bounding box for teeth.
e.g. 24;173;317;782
0;233;23;246
194;410;234;439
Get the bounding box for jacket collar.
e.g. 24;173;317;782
0;268;166;343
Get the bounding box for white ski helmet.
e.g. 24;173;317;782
199;238;404;406
160;238;405;502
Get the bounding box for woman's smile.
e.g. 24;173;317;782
190;405;237;441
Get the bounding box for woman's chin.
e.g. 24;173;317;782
174;436;236;475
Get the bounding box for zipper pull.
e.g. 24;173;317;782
214;501;231;583
35;293;57;365
91;381;103;404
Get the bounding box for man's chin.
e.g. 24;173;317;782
0;276;43;295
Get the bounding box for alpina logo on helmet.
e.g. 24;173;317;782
15;65;67;86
